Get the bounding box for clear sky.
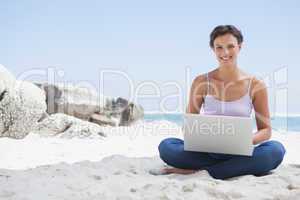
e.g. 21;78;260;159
1;0;299;115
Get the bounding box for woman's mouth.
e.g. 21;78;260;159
220;56;232;62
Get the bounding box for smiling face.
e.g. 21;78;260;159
212;33;242;67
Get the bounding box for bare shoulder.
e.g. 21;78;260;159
193;74;207;84
190;73;208;95
250;76;268;100
251;76;267;91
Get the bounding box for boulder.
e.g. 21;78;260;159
34;113;106;138
89;113;118;126
0;64;142;139
119;102;144;126
0;80;47;139
0;64;16;93
34;83;103;120
36;84;144;126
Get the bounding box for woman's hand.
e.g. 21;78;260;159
252;128;272;145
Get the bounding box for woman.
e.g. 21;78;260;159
156;25;286;179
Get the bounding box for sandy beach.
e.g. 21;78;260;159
0;120;299;200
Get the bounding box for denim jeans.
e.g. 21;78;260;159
158;138;286;179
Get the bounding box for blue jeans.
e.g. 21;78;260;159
158;138;286;180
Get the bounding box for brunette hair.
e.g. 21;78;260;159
209;25;243;48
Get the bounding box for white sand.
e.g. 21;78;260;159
0;120;300;200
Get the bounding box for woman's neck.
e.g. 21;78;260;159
217;65;241;82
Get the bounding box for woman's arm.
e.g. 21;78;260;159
186;75;207;114
251;78;272;145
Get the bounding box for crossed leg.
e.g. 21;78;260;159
158;138;286;179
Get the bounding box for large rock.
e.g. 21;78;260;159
35;83;104;120
0;64;142;139
0;64;16;93
89;114;118;126
33;113;106;138
102;97;144;125
36;84;144;126
119;103;144;126
0;79;47;139
0;64;16;135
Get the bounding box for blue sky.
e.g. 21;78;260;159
1;0;299;114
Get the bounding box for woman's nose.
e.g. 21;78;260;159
223;48;229;55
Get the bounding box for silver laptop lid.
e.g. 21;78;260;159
183;114;254;156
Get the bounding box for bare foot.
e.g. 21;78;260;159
163;168;199;175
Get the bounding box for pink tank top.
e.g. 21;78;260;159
202;73;253;117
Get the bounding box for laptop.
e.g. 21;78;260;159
183;114;254;156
